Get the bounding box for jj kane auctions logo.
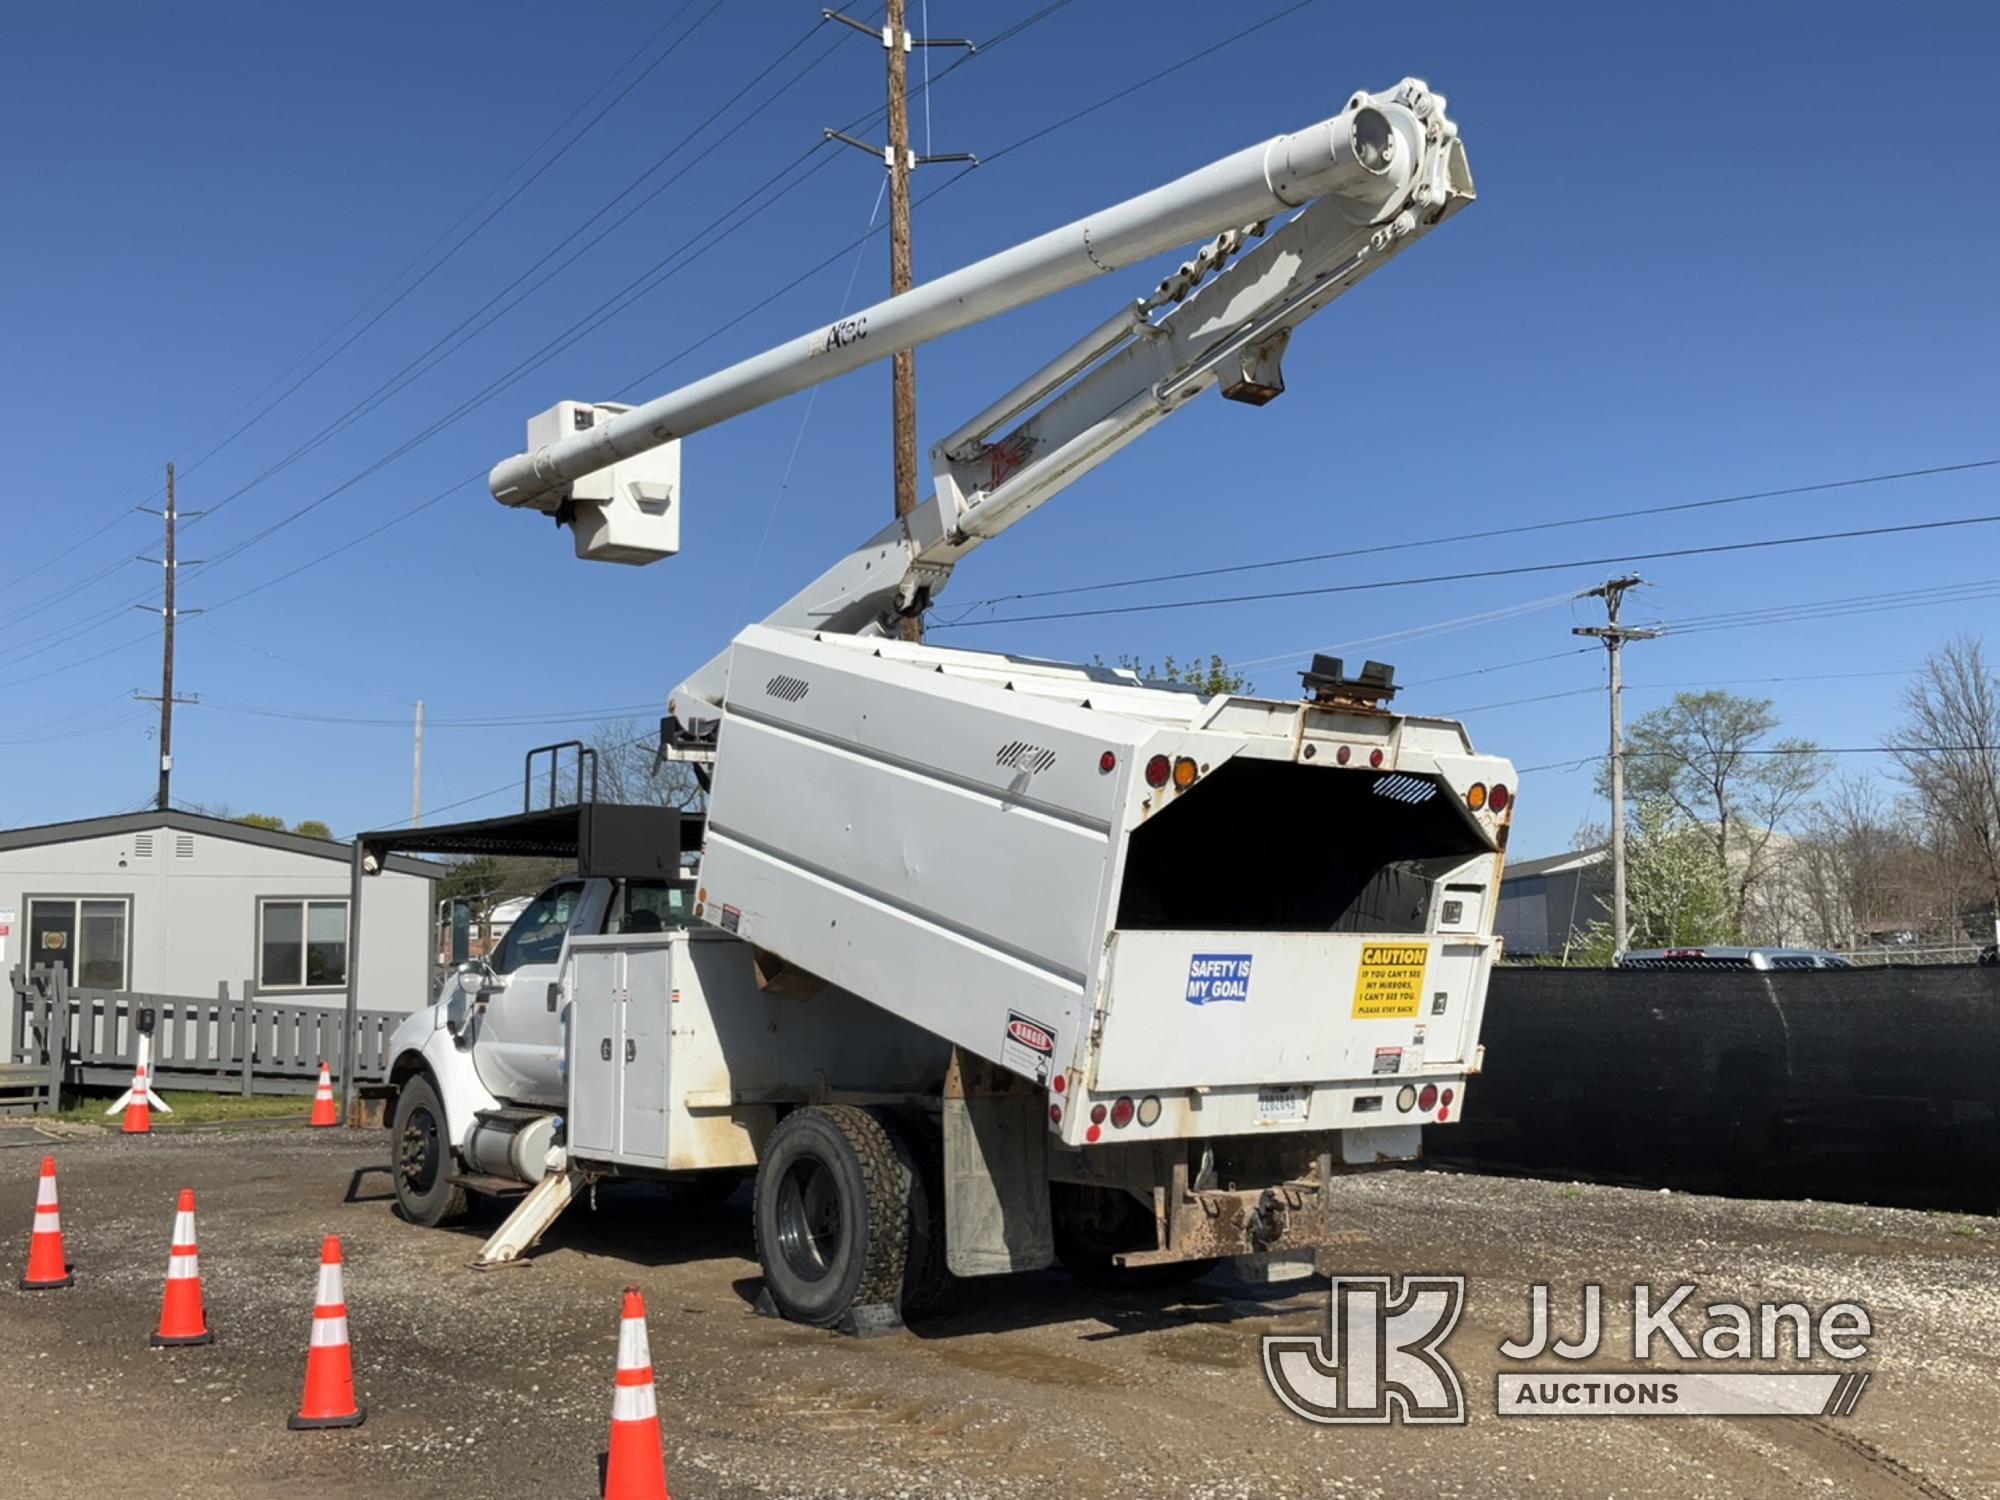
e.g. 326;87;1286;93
1264;1277;1875;1423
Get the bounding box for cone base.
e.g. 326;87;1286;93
307;1119;339;1129
289;1405;366;1430
18;1272;74;1291
150;1329;214;1347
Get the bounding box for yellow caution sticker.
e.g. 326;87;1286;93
1351;943;1430;1020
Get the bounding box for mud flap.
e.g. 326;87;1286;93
942;1047;1053;1276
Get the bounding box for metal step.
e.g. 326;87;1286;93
470;1166;583;1270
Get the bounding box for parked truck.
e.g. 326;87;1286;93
381;79;1515;1331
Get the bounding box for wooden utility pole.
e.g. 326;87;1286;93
825;6;975;641
136;463;199;809
886;0;919;644
1574;576;1659;956
412;699;425;826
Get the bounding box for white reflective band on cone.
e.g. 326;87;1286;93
309;1316;350;1348
612;1383;659;1423
36;1178;58;1206
34;1209;60;1233
172;1210;195;1244
617;1317;651;1370
316;1264;345;1305
167;1254;200;1281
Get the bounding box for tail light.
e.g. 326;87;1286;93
1048;1104;1062;1124
1172;757;1198;790
1489;783;1511;812
1145;754;1171;787
1099;750;1117;774
1395;1085;1417;1112
1442;1087;1456;1106
1110;1096;1135;1129
1089;1103;1107;1125
1335;745;1352;765
1418;1083;1439;1112
1136;1095;1162;1127
1466;783;1487;810
1368;748;1385;768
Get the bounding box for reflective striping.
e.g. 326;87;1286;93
33;1210;61;1233
611;1384;659;1423
616;1317;652;1371
316;1264;345;1305
167;1255;201;1281
36;1179;58;1206
308;1315;350;1347
171;1211;196;1245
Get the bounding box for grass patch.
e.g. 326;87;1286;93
48;1090;313;1127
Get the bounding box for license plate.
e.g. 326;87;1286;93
1257;1086;1309;1123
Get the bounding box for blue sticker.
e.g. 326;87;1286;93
1186;953;1252;1006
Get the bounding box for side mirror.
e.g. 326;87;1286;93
546;981;562;1014
444;990;467;1038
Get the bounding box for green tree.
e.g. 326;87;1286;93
1096;653;1249;695
292;819;334;841
1573;799;1738;964
233;813;286;831
1600;690;1825;932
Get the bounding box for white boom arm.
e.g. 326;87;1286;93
486;80;1474;723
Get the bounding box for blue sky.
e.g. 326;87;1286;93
1;1;1994;856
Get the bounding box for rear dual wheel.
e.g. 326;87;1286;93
752;1105;941;1327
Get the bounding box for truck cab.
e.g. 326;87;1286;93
442;876;697;1107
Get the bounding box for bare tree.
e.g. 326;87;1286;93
1791;777;1926;948
1606;690;1827;934
589;717;704;811
1890;636;2000;944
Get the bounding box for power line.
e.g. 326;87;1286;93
930;511;2000;629
199;698;665;729
1518;744;2000;777
0;4;712;599
944;458;2000;614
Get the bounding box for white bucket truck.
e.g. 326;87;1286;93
379;80;1515;1331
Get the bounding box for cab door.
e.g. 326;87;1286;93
469;879;606;1105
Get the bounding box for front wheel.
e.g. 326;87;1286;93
752;1105;910;1328
391;1073;469;1228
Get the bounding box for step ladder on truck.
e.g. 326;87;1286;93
371;79;1516;1332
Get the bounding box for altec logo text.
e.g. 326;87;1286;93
1263;1278;1875;1424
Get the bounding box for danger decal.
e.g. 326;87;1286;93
1001;1009;1056;1083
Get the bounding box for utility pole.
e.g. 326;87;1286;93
412;700;425;827
1574;575;1658;957
135;463;200;810
825;4;976;642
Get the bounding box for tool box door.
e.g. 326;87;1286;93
567;945;624;1161
616;942;672;1167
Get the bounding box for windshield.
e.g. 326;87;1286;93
490;883;583;974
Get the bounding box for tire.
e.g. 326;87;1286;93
1051;1182;1218;1289
391;1073;470;1228
883;1111;950;1315
752;1104;910;1327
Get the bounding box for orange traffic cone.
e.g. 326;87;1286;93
289;1236;364;1429
308;1063;339;1129
123;1063;154;1134
603;1286;670;1500
151;1188;213;1347
19;1156;73;1290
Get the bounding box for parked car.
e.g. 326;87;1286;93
1617;946;1857;971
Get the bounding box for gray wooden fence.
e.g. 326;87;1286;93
7;964;403;1109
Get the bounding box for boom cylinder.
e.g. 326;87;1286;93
489;89;1434;511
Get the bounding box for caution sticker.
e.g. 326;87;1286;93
1351;943;1429;1020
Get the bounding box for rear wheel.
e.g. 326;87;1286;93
391;1074;469;1228
752;1105;910;1327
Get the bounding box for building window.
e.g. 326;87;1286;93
259;899;350;990
26;897;131;991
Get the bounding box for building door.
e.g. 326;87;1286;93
26;898;131;991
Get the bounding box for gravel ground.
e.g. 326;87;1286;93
1;1124;1996;1500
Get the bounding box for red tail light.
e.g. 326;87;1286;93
1110;1096;1136;1128
1089;1103;1107;1125
1418;1083;1439;1112
1489;783;1511;812
1145;754;1171;787
1369;748;1385;768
